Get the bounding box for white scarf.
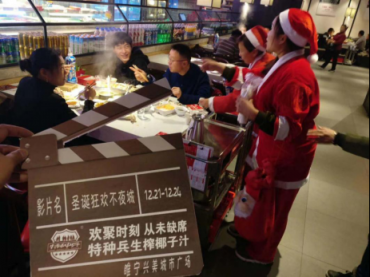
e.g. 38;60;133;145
257;49;305;94
237;53;265;125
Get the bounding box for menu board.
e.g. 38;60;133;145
27;134;203;277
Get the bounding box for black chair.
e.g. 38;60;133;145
211;80;227;96
0;188;29;277
191;53;202;59
147;68;166;82
0;97;13;124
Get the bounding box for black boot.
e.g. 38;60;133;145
227;224;242;239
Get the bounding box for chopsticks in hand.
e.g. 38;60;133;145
129;64;149;83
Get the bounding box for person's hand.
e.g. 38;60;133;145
201;59;226;74
130;67;149;83
307;126;338;144
0;125;33;187
236;97;259;121
84;86;96;101
172;87;182;99
199;98;210;109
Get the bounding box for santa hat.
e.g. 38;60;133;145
279;8;319;64
246;26;269;52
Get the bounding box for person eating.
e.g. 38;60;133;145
9;48;96;136
134;44;212;105
234;9;320;265
199;26;275;125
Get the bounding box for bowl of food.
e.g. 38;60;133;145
66;100;80;109
155;103;176;116
175;106;188;117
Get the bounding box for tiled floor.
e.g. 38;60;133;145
201;64;370;277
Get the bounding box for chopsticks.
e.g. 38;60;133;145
130;64;149;83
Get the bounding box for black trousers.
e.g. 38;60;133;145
322;49;340;71
357;240;369;277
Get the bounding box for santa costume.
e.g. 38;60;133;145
234;9;320;264
207;26;275;125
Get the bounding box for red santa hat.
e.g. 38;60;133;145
279;8;319;64
246;26;269;52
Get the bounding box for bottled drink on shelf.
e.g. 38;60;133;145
0;36;21;65
65;49;77;84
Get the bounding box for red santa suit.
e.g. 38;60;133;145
234;9;320;264
207;26;276;125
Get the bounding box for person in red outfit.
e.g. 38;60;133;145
234;8;320;264
321;24;348;72
199;26;275;125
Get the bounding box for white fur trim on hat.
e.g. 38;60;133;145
307;54;319;64
279;10;308;48
246;30;266;52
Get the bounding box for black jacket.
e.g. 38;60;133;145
9;77;94;135
113;47;150;84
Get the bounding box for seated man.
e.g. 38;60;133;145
355;30;366;52
214;29;243;60
165;44;212;105
105;32;150;84
134;44;211;105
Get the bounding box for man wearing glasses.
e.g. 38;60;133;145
165;44;211;104
135;44;211;105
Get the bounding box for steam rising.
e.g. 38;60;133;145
93;33;119;78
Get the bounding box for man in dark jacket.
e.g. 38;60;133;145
134;44;212;105
164;44;211;105
109;32;151;85
308;126;369;277
214;29;243;60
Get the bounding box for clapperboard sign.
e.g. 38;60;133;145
21;79;203;277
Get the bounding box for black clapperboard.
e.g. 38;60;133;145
21;79;203;277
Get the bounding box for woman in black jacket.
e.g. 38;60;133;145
9;48;96;135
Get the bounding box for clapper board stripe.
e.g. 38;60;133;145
34;79;172;145
58;134;183;165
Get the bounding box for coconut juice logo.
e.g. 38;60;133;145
47;229;82;263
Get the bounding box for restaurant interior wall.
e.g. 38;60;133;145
303;0;359;35
350;0;369;37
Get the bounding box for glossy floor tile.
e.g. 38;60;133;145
308;178;370;228
300;255;347;277
303;209;369;271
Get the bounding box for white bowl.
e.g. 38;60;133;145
175;106;188;117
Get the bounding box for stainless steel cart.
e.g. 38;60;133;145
183;118;253;248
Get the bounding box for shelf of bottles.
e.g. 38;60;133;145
121;5;173;46
0;0;241;67
168;9;200;42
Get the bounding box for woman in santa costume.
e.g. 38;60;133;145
234;9;320;264
199;26;275;125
